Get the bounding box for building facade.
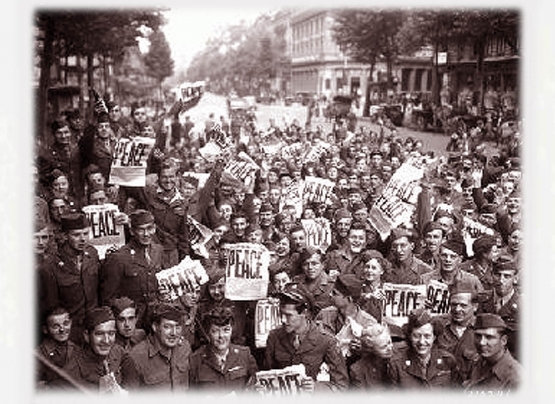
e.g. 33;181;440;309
289;9;372;105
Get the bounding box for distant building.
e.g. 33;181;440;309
288;8;372;105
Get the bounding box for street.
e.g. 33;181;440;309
183;92;453;156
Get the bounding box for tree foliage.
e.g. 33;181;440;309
143;29;175;83
186;12;288;96
332;9;406;88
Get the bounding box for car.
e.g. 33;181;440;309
295;91;315;106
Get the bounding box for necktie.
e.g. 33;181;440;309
145;248;151;265
292;333;300;350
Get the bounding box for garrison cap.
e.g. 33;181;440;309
474;313;508;330
60;212;89;232
334;274;363;299
441;238;465;256
152;302;184;323
472;235;497;256
111;296;136;316
129;209;155;227
84;306;115;331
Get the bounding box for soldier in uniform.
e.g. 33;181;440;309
293;247;334;315
349;322;395;389
189;306;258;393
434;283;480;381
100;209;167;327
41;212;100;345
477;259;520;360
464;313;521;392
62;306;125;392
389;308;460;389
420;238;484;294
110;297;146;352
459;235;499;291
264;286;349;392
120;303;192;391
36;307;78;389
383;228;433;285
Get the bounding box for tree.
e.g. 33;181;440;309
143;29;175;106
332;9;406;91
35;9;164;140
396;9;519;110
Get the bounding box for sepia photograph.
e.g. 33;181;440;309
2;0;553;403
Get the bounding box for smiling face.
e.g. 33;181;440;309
362;258;384;283
153;318;182;349
439;246;461;272
85;320;116;357
302;252;323;280
449;292;476;326
348;228;367;253
410;323;435;358
45;312;72;343
51;175;69;199
280;303;307;334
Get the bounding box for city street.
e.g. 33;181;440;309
184;92;453;156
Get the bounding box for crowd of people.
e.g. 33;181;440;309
34;90;523;396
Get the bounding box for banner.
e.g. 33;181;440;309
280;142;303;161
302;141;331;164
186;215;213;259
426;280;450;316
81;204;125;260
254;298;281;348
255;364;306;396
222;243;270;300
156;256;209;301
109;136;156;187
182;172;210;189
281;180;303;219
301;218;332;253
302;176;335;204
461;216;496;257
382;283;427;327
223;151;260;190
368;159;425;240
199;128;234;162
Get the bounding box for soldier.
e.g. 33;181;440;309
389;308;459;389
189;306;258;393
120;303;192;391
36;307;77;389
464;313;520;392
293;247;334;315
63;306;125;392
477;259;520;360
459;235;499;291
264;286;349;392
100;209;166;327
110;297;146;352
420;238;484;294
41;212;100;345
384;228;433;285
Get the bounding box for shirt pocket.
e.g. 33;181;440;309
227;365;247;380
123;266;139;278
174;359;190;387
143;365;170;387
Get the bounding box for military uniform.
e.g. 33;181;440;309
63;344;125;391
100;239;165;325
144;185;188;263
383;255;433;285
323;248;366;279
292;272;334;314
477;290;520;359
459;258;495;290
36;337;78;388
41;243;100;344
115;329;147;352
349;353;394;389
434;315;478;381
420;268;484;294
189;344;258;392
120;335;192;391
264;322;349;391
389;346;460;389
464;349;521;392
